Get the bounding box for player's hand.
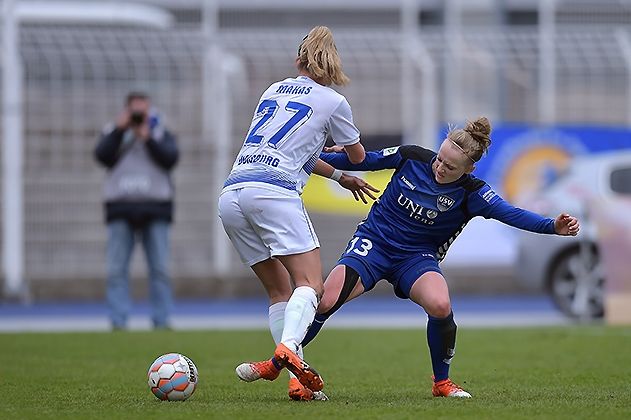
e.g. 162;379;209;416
115;110;131;130
554;213;580;236
323;145;345;153
338;174;379;204
134;123;151;142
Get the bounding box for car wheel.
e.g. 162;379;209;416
548;244;604;319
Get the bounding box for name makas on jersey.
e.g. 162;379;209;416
224;76;360;194
320;145;555;260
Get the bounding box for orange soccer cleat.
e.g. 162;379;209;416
274;343;324;392
432;378;472;398
288;377;329;401
235;359;281;382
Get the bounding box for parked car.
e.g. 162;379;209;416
514;150;631;319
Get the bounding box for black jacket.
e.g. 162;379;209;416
94;127;179;225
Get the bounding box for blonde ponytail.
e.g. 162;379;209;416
298;26;349;86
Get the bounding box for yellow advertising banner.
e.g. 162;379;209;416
302;170;394;215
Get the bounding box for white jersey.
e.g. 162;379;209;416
223;75;360;194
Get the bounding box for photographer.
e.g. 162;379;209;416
94;92;179;330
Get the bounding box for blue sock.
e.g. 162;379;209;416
301;313;329;348
426;311;457;382
271;357;283;371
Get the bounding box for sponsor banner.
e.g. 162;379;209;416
303;170;393;215
462;125;631;202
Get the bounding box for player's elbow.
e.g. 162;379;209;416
348;152;365;164
345;142;366;164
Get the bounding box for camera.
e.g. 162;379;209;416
130;111;146;126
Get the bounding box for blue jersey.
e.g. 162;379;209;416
321;145;555;261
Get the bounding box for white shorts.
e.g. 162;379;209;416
218;186;320;266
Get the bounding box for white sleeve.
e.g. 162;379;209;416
328;97;360;146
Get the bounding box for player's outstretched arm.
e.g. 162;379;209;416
470;185;581;236
320;147;404;172
553;213;580;236
313;158;379;204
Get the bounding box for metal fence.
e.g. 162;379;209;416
2;0;631;299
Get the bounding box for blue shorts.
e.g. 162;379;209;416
337;235;441;299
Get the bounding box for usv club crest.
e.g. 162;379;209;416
437;195;455;212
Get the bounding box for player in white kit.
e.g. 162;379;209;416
218;26;374;401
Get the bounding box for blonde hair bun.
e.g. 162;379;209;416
447;116;493;162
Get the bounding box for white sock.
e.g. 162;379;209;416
280;286;318;353
268;301;300;380
268;301;287;345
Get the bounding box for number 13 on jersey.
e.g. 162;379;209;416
245;100;313;148
346;237;373;257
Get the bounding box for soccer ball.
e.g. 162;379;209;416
147;353;198;401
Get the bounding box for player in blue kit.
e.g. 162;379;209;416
309;116;579;398
240;116;579;399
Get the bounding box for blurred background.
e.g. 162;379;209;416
1;0;631;326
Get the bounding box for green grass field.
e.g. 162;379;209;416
2;326;631;419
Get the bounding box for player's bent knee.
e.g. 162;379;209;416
426;301;452;318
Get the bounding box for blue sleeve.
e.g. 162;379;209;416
320;146;404;171
468;184;556;234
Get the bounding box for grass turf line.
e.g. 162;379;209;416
2;326;630;419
